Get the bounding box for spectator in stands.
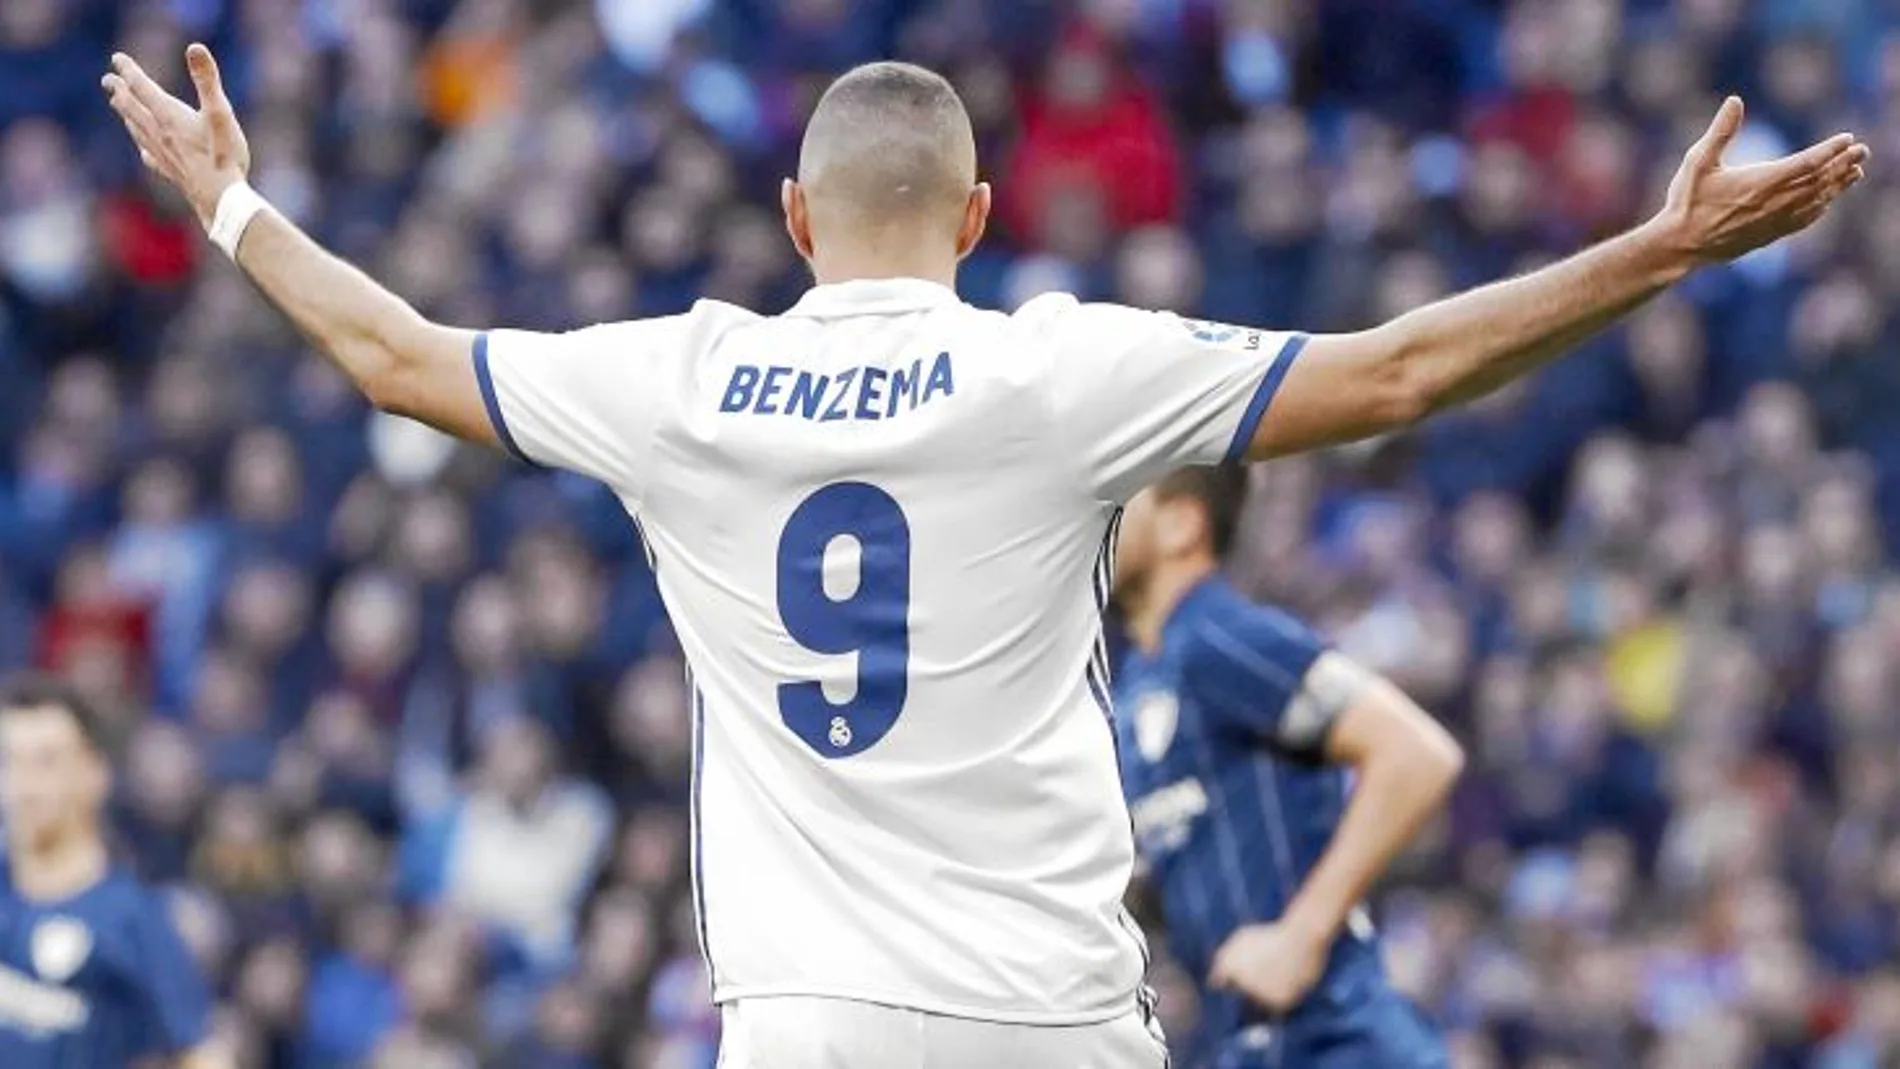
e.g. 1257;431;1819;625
1002;21;1182;253
401;714;611;974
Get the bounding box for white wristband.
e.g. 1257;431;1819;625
206;181;268;259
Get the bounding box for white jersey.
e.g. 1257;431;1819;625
477;278;1305;1024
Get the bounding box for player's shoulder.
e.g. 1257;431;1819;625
1009;292;1168;337
19;867;175;952
1176;587;1325;685
85;866;171;920
689;297;766;329
553;300;762;351
1011;290;1084;320
990;295;1185;387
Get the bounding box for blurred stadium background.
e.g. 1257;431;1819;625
4;0;1900;1066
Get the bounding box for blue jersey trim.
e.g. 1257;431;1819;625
1223;333;1309;465
472;332;535;466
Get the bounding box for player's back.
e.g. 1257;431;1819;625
476;278;1306;1021
646;282;1145;1020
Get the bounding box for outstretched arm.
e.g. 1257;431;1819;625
1247;98;1869;460
102;45;495;446
1209;654;1462;1014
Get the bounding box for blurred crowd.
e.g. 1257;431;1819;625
3;0;1900;1066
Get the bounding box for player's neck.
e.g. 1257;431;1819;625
1125;558;1219;654
8;827;109;902
809;247;959;290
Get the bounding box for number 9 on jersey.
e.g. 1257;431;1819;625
775;481;912;757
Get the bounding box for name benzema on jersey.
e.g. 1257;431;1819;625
720;352;956;422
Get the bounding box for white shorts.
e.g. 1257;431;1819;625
716;997;1169;1069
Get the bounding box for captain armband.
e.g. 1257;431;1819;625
1277;651;1376;754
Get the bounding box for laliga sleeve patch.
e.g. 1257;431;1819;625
1180;318;1267;352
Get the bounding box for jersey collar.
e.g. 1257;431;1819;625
785;278;962;318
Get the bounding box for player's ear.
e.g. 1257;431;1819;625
783;179;815;261
956;182;991;261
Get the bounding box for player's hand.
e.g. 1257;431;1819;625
1208;920;1330;1016
102;44;251;229
1649;96;1867;265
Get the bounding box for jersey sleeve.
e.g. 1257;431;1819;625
1038;298;1307;503
473;312;700;500
1185;606;1341;757
127;888;213;1056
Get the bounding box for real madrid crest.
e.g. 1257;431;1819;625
1134;691;1179;763
31;915;93;984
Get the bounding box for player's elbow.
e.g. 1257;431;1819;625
1406;719;1464;800
1362;703;1462;803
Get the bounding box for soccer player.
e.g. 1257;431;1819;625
1112;468;1462;1068
0;675;224;1068
101;42;1861;1066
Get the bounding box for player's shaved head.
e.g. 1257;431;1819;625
799;62;976;226
787;63;987;277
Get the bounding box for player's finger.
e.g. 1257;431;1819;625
1822;162;1866;202
1810;141;1870;187
1784;148;1864;203
1831;144;1872;186
1766;133;1860;185
1687;96;1744;171
1793;149;1868;207
185;43;233;117
102;73;166;157
109;52;190;125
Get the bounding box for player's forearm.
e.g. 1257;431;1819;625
1372;219;1693;418
1281;712;1462;943
231;208;465;415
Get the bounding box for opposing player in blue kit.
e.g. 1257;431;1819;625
0;675;225;1069
1112;467;1463;1068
